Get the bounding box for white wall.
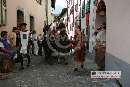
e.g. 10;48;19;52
0;0;46;34
105;0;130;64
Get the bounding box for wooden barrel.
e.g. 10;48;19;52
0;53;14;73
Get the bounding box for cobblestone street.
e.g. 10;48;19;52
0;53;120;87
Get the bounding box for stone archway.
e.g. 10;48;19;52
95;0;106;70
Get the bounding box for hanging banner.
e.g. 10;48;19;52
89;0;97;53
86;0;91;28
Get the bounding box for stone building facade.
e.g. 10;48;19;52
0;0;54;34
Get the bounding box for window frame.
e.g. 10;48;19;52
82;0;85;18
36;0;42;5
0;0;7;26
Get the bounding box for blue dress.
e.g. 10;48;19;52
0;37;15;59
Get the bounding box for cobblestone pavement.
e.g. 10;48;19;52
0;54;120;87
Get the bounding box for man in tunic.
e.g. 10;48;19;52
19;23;31;69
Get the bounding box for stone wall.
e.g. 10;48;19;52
0;0;46;34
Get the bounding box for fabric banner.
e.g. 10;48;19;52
89;0;97;53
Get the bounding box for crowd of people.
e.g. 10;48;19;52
0;22;87;79
43;23;86;71
0;23;31;67
0;23;26;79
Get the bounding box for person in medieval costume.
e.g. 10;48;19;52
27;30;34;55
19;23;31;69
56;29;71;65
73;26;85;71
0;31;16;59
95;22;106;70
32;30;38;56
0;31;15;79
37;34;43;56
43;24;53;64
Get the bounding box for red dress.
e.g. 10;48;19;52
73;32;85;64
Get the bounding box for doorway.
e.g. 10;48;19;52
95;0;106;70
17;10;24;26
30;16;35;31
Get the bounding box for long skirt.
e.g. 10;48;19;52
33;41;38;55
74;49;84;64
0;53;14;73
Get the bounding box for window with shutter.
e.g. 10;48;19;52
0;0;7;26
82;0;85;18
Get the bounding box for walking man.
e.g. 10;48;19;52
19;23;31;69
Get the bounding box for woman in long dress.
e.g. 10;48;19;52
73;27;85;71
0;31;14;79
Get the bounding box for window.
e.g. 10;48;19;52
17;10;24;26
36;0;42;5
30;16;35;31
0;0;7;26
68;0;70;5
86;0;90;13
75;4;78;12
70;6;74;15
82;0;85;18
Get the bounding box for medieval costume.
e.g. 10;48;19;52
0;31;15;79
37;34;43;56
73;28;85;71
18;23;31;69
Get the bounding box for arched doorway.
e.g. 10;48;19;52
17;10;24;26
95;0;106;70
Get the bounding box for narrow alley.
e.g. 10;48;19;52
0;0;130;87
0;53;119;87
